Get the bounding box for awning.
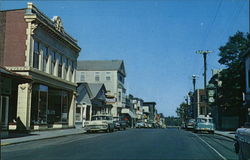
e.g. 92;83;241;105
121;108;137;118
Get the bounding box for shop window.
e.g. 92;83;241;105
48;89;69;124
33;40;40;69
31;84;48;124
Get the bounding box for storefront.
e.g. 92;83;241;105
30;83;72;129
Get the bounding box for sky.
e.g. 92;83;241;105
1;0;249;117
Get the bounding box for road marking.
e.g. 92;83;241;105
194;133;227;160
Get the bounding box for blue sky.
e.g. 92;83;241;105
1;0;249;116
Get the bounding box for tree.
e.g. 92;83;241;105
216;32;250;124
176;102;189;122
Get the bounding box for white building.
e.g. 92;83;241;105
76;60;126;117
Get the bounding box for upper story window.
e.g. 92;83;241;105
118;91;121;102
71;61;75;74
118;74;124;83
80;72;85;81
64;57;68;79
106;72;111;81
51;51;56;75
58;54;62;78
42;46;48;72
33;40;40;69
95;72;100;82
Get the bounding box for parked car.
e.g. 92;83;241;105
135;122;146;128
113;116;127;131
234;122;250;160
194;115;214;134
84;114;115;133
186;119;196;130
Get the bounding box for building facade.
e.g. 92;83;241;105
76;60;126;117
192;89;208;118
0;66;32;137
0;3;81;130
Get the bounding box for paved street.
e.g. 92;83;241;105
1;128;237;160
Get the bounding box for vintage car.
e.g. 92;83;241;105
84;114;115;133
113;116;127;131
186;119;196;130
235;122;250;160
194;115;214;134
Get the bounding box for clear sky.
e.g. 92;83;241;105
1;0;249;116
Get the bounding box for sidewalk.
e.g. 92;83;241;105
215;130;236;140
1;128;86;146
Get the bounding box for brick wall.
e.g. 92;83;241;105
3;9;27;66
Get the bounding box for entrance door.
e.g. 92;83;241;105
1;96;9;129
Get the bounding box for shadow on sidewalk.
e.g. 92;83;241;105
2;132;38;139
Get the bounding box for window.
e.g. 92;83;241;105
64;58;68;79
58;54;62;78
51;51;56;75
33;40;40;69
95;75;100;81
106;72;111;81
42;46;48;72
80;72;85;81
118;91;121;102
118;74;123;83
95;72;100;81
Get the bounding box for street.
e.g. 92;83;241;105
1;128;237;160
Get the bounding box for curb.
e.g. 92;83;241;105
1;131;86;147
214;132;235;140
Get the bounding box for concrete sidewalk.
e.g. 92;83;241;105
1;128;86;146
215;130;236;140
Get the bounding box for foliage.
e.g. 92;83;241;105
176;102;189;122
216;32;250;109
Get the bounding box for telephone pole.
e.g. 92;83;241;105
196;50;213;90
196;50;213;115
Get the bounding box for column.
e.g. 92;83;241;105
16;83;32;130
68;92;76;127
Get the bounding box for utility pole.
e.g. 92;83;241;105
196;50;213;115
196;50;213;90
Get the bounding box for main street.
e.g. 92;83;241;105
1;128;237;160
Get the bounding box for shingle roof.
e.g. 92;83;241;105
77;60;126;76
88;83;106;98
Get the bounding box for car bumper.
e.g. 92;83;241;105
85;125;108;131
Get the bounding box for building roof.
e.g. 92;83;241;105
77;60;126;76
87;83;106;98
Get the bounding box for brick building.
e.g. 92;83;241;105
0;3;81;130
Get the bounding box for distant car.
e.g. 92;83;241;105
135;122;146;128
84;114;115;133
181;122;186;129
186;119;196;130
194;116;214;134
234;122;250;160
114;120;127;131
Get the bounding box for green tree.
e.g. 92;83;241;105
217;32;250;124
176;102;189;122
